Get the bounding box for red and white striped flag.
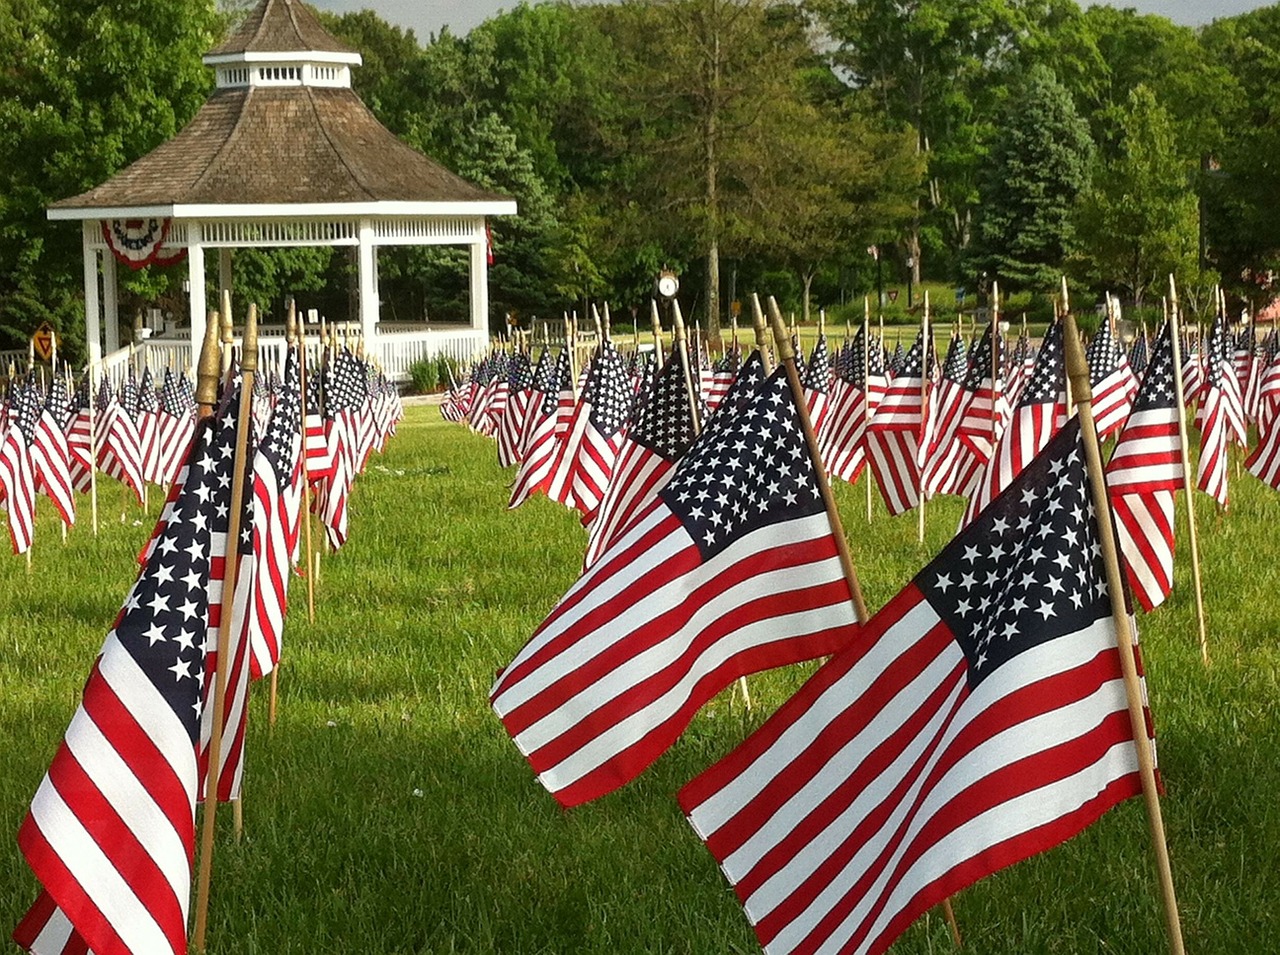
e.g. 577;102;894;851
30;378;76;528
919;333;970;498
680;418;1155;955
12;405;230;955
820;327;886;486
865;330;931;515
247;346;304;679
964;320;1067;526
497;353;535;468
1107;321;1183;611
1086;315;1137;440
1195;315;1232;507
583;345;705;569
154;370;198;489
0;378;39;554
492;367;861;808
508;349;572;509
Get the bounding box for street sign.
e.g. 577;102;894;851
32;322;55;362
888;290;900;303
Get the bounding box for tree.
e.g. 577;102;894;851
971;65;1093;290
1073;86;1198;308
0;0;223;357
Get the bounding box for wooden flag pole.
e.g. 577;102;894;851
1062;310;1187;955
991;281;1001;452
670;300;704;434
649;300;666;369
749;294;771;372
1167;277;1209;664
192;306;258;955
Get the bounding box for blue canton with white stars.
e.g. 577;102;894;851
918;419;1109;687
630;351;699;461
584;341;633;439
660;368;824;560
1131;323;1177;413
115;416;224;742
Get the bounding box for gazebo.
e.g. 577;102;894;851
47;0;516;377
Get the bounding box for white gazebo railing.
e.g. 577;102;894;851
86;323;490;388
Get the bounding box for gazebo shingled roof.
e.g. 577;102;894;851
49;86;509;210
207;0;360;58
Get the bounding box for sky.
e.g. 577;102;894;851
310;0;1272;42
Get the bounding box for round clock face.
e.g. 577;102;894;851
658;274;678;298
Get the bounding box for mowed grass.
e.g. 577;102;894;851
2;404;1279;954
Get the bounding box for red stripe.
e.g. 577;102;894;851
17;816;134;955
44;741;187;954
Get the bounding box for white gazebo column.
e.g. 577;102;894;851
469;220;490;336
102;247;120;354
82;225;102;366
187;221;207;367
357;218;379;357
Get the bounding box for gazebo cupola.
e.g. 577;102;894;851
48;0;516;371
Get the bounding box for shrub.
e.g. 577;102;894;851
408;359;438;394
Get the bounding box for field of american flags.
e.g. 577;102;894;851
3;403;1280;953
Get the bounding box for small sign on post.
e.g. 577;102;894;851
32;322;55;362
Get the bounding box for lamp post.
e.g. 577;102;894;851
906;254;915;308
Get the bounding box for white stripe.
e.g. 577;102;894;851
533;554;855;791
27;777;173;955
24;902;82;955
63;703;192;920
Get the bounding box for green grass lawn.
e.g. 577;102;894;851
2;406;1279;953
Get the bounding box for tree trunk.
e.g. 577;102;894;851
802;269;815;327
703;18;722;346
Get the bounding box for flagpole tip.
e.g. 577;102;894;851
196;312;223;409
241;305;259;374
766;297;795;363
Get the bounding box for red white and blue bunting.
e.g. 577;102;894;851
101;218;188;270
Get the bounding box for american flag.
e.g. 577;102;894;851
865;330;932;515
0;376;38;553
97;376;146;505
542;341;632;517
1246;344;1280;489
920;333;971;498
246;346;304;680
492;367;861;808
509;349;572;509
1195;316;1232;507
154;369;198;489
497;353;535;468
949;325;1008;496
65;376;94;493
135;367;163;486
315;350;364;550
1129;326;1150;377
31;377;76;527
804;334;833;437
1107;322;1183;611
1086;316;1137;440
964;320;1067;526
680;418;1154;955
820;326;887;486
583;344;701;570
302;359;332;481
13;407;227;955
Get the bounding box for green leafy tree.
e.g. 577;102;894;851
1073;86;1198;308
0;0;223;357
971;65;1093;290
